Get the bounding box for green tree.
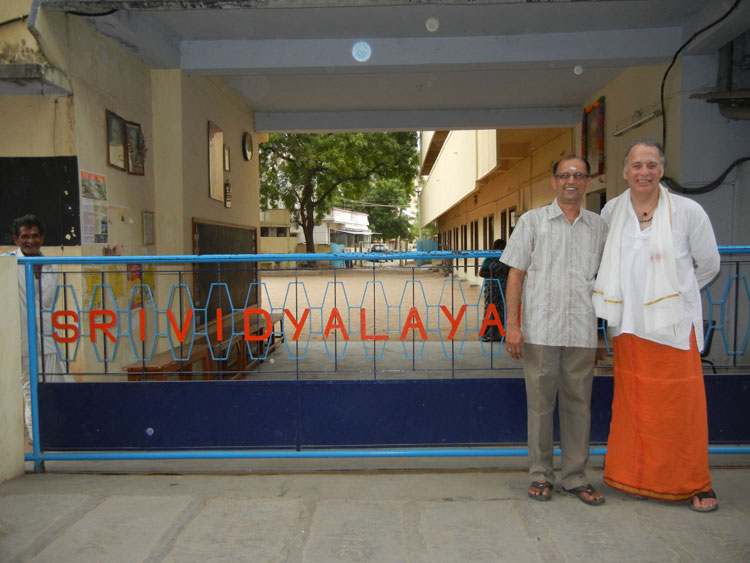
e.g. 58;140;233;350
351;179;413;242
260;132;419;253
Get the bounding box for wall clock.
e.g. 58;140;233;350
242;131;253;160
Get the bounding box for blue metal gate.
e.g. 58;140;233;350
17;249;750;469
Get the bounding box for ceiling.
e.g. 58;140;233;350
32;0;750;132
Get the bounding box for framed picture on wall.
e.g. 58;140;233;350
208;121;224;201
106;110;126;171
582;97;605;177
125;121;146;176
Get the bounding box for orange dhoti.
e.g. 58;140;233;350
603;332;712;501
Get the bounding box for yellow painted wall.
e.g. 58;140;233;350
581;65;670;199
64;16;154;257
180;75;259;253
475;129;498;180
421;130;478;224
0;0;31;21
0;257;25;483
0;95;75;156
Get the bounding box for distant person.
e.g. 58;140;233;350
5;215;72;444
501;156;607;505
478;238;508;342
593;139;721;512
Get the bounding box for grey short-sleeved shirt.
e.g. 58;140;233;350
500;199;607;348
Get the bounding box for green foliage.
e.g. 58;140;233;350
349;178;414;241
260;132;419;251
411;219;438;242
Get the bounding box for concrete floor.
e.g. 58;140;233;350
4;267;745;561
1;459;749;562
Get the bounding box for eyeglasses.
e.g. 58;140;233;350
555;172;589;180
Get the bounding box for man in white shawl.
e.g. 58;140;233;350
593;139;720;512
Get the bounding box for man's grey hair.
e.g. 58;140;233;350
622;138;665;169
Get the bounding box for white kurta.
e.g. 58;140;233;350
600;192;720;350
7;249;72;440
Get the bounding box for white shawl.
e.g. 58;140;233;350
593;184;683;337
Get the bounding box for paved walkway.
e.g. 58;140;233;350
1;461;749;562
3;267;746;560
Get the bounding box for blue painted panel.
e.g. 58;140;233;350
705;375;750;443
37;375;748;450
38;382;299;450
299;379;528;447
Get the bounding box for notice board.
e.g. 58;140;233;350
192;219;258;323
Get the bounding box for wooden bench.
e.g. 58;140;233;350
125;311;283;381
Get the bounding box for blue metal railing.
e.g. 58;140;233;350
14;248;750;468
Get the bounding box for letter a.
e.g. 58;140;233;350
399;307;427;341
324;308;349;340
479;304;505;338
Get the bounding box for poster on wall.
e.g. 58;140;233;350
80;170;109;244
80;169;107;200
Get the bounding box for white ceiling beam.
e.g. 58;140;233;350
181;28;682;73
254;107;582;133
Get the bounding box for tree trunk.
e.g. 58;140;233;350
302;216;316;254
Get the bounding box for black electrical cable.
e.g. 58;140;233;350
659;0;746;194
664;156;750;194
660;0;741;154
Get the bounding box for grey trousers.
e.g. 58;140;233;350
522;343;596;490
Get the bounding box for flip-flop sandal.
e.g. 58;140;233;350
563;484;605;506
528;480;553;501
689;490;718;513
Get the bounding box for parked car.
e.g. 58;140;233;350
369;243;391;262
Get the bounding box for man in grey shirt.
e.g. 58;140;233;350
500;156;607;505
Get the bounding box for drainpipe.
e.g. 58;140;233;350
717;42;733;92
